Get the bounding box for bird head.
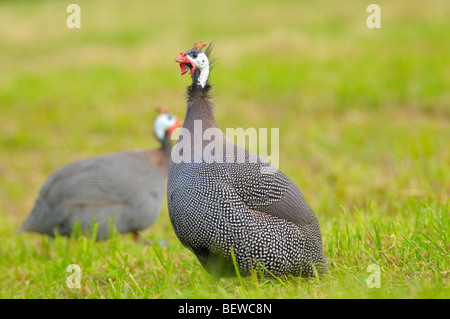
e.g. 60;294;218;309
153;107;183;141
175;41;210;88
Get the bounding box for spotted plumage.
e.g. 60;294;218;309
168;42;328;277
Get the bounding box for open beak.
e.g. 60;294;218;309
167;118;183;137
174;51;195;75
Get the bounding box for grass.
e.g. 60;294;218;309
0;0;449;298
2;199;448;298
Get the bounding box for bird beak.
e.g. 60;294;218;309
175;51;195;75
167;118;183;137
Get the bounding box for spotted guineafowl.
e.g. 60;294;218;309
18;108;182;239
167;41;328;277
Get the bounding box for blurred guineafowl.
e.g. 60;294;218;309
18;108;182;239
168;41;328;277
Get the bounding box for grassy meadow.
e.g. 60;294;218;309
0;0;449;299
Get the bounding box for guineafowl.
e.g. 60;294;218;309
167;41;328;277
18;108;182;239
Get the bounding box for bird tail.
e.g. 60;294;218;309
17;196;50;234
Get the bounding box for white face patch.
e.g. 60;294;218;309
187;52;210;88
153;112;178;140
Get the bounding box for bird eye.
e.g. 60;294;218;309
191;52;198;58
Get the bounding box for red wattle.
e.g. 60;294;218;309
168;119;183;137
180;63;188;75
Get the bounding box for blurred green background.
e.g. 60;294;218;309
0;0;448;298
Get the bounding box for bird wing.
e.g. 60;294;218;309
21;149;166;234
226;143;317;226
42;150;160;204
